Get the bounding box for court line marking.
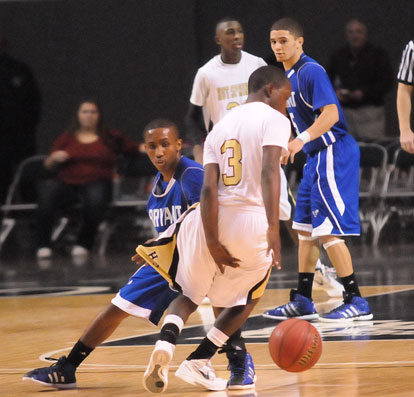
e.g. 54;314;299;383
36;338;414;369
363;286;414;298
21;285;414;371
261;285;414;312
0;286;111;299
3;360;414;374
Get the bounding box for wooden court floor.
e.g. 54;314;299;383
2;285;414;397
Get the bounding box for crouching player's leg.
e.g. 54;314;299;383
143;294;259;394
139;205;269;393
22;265;177;389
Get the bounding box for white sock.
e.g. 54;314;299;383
206;326;229;348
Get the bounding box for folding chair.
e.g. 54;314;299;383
0;155;46;253
357;143;389;244
369;148;414;244
96;154;156;255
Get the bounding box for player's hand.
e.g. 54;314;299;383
287;138;304;164
50;150;70;163
281;154;289;165
266;227;282;270
131;237;157;266
400;129;414;154
207;241;240;274
131;253;146;266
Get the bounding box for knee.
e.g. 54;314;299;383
298;232;318;242
228;302;257;317
103;303;129;322
320;236;345;250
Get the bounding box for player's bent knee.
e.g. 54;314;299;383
106;303;130;321
322;238;345;250
298;233;318;241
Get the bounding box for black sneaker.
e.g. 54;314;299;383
22;356;77;389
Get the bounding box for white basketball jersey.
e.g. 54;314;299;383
203;102;291;219
190;51;266;127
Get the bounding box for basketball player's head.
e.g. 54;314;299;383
215;17;244;55
248;65;291;114
143;119;182;175
270;18;304;68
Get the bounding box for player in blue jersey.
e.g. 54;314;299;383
23;119;245;390
114;119;203;325
264;18;373;322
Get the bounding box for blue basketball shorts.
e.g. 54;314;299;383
111;264;179;326
293;134;360;236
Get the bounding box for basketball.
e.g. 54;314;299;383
268;318;322;372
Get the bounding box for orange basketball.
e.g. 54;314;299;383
268;318;322;372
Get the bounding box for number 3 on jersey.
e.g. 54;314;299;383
221;139;242;186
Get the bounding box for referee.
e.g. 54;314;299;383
397;39;414;153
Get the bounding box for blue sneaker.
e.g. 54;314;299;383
227;352;256;390
319;293;373;322
262;289;319;320
22;356;77;389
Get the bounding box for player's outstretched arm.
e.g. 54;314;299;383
201;163;240;273
397;82;414;153
262;146;282;270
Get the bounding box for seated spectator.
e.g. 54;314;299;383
36;99;141;259
328;19;393;141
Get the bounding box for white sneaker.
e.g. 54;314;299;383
143;340;175;394
36;247;52;258
175;359;227;391
71;245;89;256
313;260;344;297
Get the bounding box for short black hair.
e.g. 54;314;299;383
270;17;304;38
143;118;180;140
248;65;289;93
216;17;242;32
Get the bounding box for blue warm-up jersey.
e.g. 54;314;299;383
147;156;204;233
286;53;349;154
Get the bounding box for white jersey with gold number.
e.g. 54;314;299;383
190;51;266;128
203;102;291;220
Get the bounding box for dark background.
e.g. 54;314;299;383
1;0;412;152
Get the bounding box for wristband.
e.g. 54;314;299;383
297;131;311;144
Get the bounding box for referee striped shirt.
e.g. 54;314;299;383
397;39;414;85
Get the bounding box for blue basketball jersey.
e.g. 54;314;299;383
147;156;204;233
112;155;204;326
286;54;360;236
286;53;349;154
